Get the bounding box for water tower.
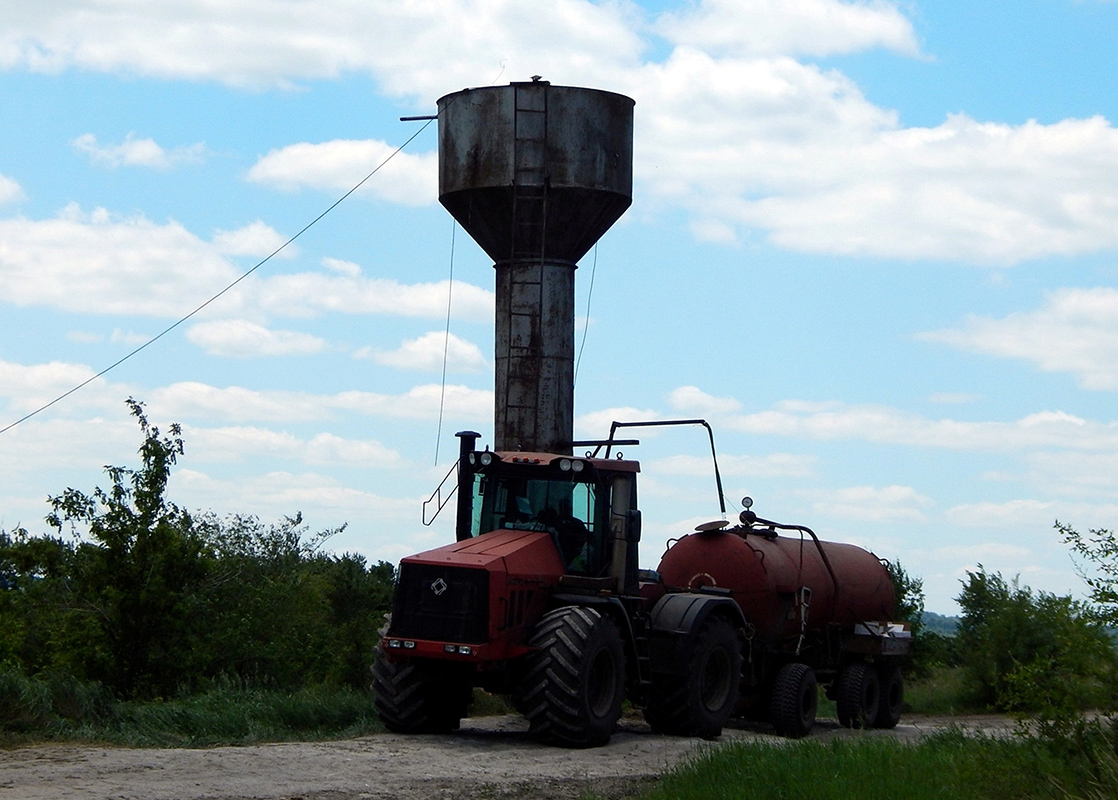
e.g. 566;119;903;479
437;79;634;454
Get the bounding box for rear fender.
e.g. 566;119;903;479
648;592;746;675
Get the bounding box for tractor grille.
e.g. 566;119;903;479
391;564;490;644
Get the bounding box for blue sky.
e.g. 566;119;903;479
2;0;1118;613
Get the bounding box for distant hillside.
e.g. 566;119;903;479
922;611;960;636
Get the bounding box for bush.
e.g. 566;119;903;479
955;567;1117;715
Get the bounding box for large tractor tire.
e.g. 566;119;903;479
517;606;625;748
644;616;743;739
873;662;904;729
371;645;471;733
836;661;880;729
769;662;817;738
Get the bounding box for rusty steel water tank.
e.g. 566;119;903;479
437;80;634;455
656;529;896;641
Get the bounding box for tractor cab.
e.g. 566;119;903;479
455;444;642;592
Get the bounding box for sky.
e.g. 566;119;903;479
1;0;1118;613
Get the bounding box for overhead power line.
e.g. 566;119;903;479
0;117;436;437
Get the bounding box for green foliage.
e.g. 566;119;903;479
0;399;396;714
955;566;1117;715
883;558;924;635
1058;521;1118;626
882;559;957;677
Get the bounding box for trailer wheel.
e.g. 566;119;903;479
770;662;817;738
873;662;904;729
517;606;625;747
371;645;471;733
836;661;880;729
644;617;742;739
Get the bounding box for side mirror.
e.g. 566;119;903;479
628;509;642;542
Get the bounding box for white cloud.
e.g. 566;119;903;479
322;257;362;277
305;432;402;467
928;392;982;405
171;468;417;531
721;397;1118;453
110;328;150;346
186;320;327;357
71;132;206;169
808;484;933;522
1023;451;1118;499
616;385;1118;460
945;499;1055;528
0;357;121;414
66;331;104;344
0;173;24;203
668;385;744;415
243;273;494;323
248;139;437;206
920;287;1118;390
183;425;402;467
656;0;920;58
634;47;1118;263
575;406;663;441
332;384;492;422
0;206;492;322
147;380;492;423
213;221;295;258
0;205;239;316
358;331;486;372
651;452;816;478
2;2;1116;264
915;541;1036;565
745;114;1118;264
0;0;645;94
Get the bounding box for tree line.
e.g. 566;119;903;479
0;400;395;702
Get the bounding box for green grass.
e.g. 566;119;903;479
636;727;1118;800
0;667;384;747
99;685;385;747
470;688;517;717
903;666;982;715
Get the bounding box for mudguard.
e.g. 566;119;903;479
648;592;746;675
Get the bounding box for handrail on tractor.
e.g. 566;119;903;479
586;419;728;517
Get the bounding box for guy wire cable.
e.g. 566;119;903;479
0;117;436;437
433;219;457;466
573;242;598;386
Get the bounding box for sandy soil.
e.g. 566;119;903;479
0;713;1016;800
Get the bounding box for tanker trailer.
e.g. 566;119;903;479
648;498;911;738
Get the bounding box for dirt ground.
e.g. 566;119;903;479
0;713;1016;800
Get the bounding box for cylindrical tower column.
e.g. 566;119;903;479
437;80;634;454
495;258;574;454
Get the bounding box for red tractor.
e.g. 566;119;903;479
373;424;912;746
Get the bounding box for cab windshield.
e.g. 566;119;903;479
468;471;609;576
